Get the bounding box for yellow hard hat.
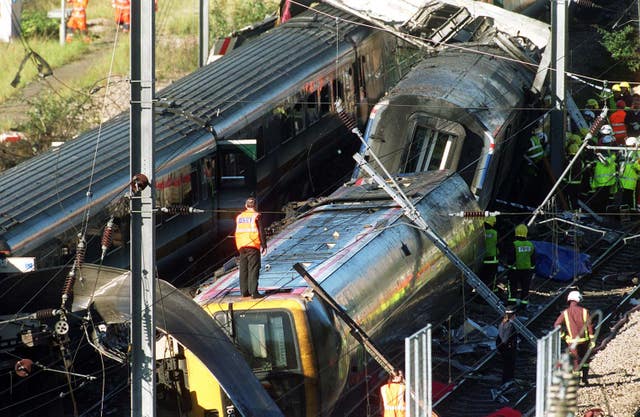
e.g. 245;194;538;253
620;81;630;89
612;84;621;92
485;216;496;226
579;127;590;136
568;143;579;155
515;223;528;238
586;98;599;109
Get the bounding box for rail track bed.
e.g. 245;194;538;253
432;216;640;417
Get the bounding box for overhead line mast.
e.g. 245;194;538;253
130;0;156;416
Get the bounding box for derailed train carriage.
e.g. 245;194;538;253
183;170;484;417
169;13;550;416
355;42;543;209
0;4;420;279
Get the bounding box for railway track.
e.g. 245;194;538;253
432;216;640;417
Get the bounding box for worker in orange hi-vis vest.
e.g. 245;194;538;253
235;197;267;298
112;0;130;32
380;372;406;417
66;0;90;43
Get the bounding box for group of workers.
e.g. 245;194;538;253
563;83;640;215
65;0;135;43
481;216;596;387
481;218;535;306
521;81;640;216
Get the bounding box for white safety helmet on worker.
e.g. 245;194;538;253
567;290;582;303
599;125;613;135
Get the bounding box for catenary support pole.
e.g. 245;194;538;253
550;0;568;177
199;0;209;67
130;1;156;416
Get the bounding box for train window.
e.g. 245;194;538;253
201;157;215;200
320;83;331;115
214;310;300;371
306;90;319;126
156;165;195;209
403;125;455;173
293;102;305;135
404;126;428;173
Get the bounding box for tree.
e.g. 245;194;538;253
598;25;640;72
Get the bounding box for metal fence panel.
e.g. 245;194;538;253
405;324;432;417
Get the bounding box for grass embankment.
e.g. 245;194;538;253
0;0;279;166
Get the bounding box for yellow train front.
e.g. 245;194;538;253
179;170;484;417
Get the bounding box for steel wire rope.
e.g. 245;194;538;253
3;4;620;412
287;0;640;91
168;98;562;405
82;320;107;417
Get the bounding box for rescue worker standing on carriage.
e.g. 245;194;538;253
554;291;595;385
480;216;499;292
235;197;267;298
506;224;535;306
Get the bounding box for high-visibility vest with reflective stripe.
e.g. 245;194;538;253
563;308;591;344
381;382;405;417
609;110;627;141
526;135;544;162
590;156;617;189
235;209;261;250
484;228;498;263
513;240;534;270
619;160;640;190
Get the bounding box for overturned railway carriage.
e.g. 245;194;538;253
183;171;483;416
357;43;538;208
0;4;419;278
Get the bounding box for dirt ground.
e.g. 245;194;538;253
0;17;176;131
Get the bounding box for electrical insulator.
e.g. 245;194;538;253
449;211;501;217
74;238;86;271
101;218;114;261
35;309;60;320
161;205;205;215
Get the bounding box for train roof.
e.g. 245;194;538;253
385;43;533;136
0;4;372;254
194;170;474;304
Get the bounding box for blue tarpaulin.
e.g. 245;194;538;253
532;240;592;281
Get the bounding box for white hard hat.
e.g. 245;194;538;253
626;137;638;146
567;290;582;303
600;125;613;135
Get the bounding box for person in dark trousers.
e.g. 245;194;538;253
235;197;267;298
507;224;535;306
480;216;499;292
496;307;518;384
554;290;595;384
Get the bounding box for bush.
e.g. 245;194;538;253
20;10;59;39
16;93;99;157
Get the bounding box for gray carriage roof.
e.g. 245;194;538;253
194;170;474;303
0;4;371;253
386;44;533;135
